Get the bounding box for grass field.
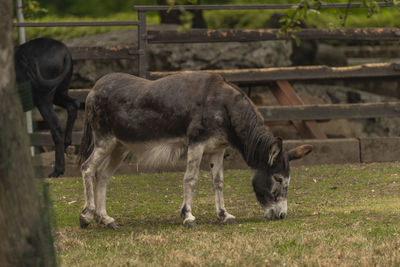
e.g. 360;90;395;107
49;162;400;266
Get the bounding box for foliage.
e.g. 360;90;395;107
204;4;400;29
49;162;400;266
276;0;398;44
21;0;48;19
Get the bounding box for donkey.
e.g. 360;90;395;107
14;38;78;177
78;72;312;229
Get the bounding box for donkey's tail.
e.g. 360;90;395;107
78;115;94;167
30;51;72;90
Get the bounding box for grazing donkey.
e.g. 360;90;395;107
78;72;312;229
14;38;78;177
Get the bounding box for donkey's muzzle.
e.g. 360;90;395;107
263;200;287;220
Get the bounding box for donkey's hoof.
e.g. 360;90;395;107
48;169;64;178
223;216;237;225
80;208;94;228
106;222;118;230
183;220;197;228
79;216;90;229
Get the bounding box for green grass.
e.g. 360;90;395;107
49;162;400;266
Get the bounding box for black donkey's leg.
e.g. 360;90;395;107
37;103;65;177
54;87;79;151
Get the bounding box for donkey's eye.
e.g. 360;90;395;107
274;176;283;184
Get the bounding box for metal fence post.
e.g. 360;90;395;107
16;0;35;156
138;10;147;78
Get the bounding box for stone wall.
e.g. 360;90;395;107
64;27;292;88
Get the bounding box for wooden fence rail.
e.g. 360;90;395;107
148;62;400;84
69;46;141;60
148;28;400;43
259;102;400;121
68;62;400;103
29;101;400;146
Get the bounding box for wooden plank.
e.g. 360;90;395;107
30;132;82;146
147;28;400;44
285;138;361;166
259;102;400;121
270;81;327;139
33;137;400;177
69;89;90;103
69;59;400;103
69;46;140;60
149;62;400;83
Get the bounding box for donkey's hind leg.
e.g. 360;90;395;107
180;143;205;227
210;149;236;224
54;88;79;150
94;143;128;230
80;137;116;228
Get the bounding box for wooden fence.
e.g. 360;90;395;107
13;3;400;148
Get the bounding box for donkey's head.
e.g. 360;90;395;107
252;137;312;220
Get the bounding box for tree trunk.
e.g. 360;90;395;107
156;0;207;28
157;0;182;24
0;0;56;266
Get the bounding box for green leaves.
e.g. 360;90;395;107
362;0;380;18
23;0;48;20
277;0;388;45
277;0;323;46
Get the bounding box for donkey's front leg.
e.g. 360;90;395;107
210;150;236;224
180;144;204;227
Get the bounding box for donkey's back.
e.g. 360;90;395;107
86;72;232;144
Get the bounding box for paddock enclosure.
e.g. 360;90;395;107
13;3;400;175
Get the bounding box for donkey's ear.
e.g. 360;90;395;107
288;144;313;161
268;137;283;166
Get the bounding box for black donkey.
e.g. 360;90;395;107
14;37;79;177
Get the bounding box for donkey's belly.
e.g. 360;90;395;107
120;137;188;167
119;134;229;168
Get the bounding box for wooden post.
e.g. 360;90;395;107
270;80;327;139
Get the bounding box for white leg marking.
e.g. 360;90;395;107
94;144;128;227
181;143;204;226
210;149;236;223
80;138;116;227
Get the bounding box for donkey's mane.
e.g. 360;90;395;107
226;81;273;168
